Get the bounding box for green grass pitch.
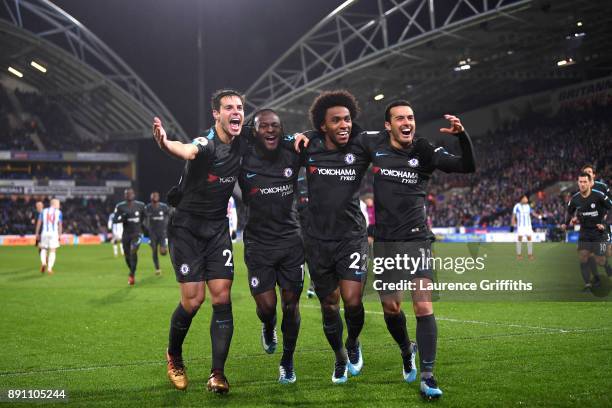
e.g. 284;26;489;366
0;243;610;407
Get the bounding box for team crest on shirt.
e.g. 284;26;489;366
344;153;355;164
283;168;293;178
135;211;139;216
408;158;419;168
250;277;259;288
180;264;190;275
591;203;596;208
159;211;163;215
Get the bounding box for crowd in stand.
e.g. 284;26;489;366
1;85;139;153
426;105;611;227
0;196;115;236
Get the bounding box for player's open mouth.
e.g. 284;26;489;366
401;127;412;136
264;134;278;146
229;117;241;132
337;130;349;139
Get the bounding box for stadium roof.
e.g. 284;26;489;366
245;0;612;131
0;0;188;142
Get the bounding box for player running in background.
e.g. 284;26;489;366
227;196;238;242
107;212;124;257
35;198;62;274
113;188;146;286
239;108;304;384
145;191;171;275
562;172;612;291
512;194;535;260
360;100;474;399
581;164;612;277
295;90;370;384
153;89;246;394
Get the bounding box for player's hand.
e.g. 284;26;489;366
152;117;169;150
570;216;578;225
596;224;605;231
440;114;464;134
560;224;567;231
294;133;309;152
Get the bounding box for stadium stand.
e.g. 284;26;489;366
427;103;611;228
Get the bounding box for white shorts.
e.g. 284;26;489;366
516;226;533;238
112;232;123;242
40;232;60;249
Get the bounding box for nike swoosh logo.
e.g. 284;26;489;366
246;173;256;178
375;152;389;157
214;161;225;167
308;158;315;163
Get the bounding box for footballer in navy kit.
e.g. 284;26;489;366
581;164;612;277
113;188;146;286
295;90;371;385
145;191;171;275
359;100;475;399
563;172;612;290
152;89;247;394
239;109;304;384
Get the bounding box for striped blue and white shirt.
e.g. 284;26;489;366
39;207;63;234
513;203;532;228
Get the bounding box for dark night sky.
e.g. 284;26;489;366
53;0;343;137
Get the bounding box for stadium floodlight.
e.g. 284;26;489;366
453;64;471;72
374;93;384;101
30;61;47;73
557;58;574;67
8;66;23;78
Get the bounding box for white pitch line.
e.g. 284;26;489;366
300;304;580;333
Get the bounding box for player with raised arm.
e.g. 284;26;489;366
145;191;171;275
512;194;535;260
562;172;612;291
370;101;474;399
107;212;124;257
35;198;63;274
581;164;612;277
295;90;370;384
113;188;146;285
153;89;245;394
238;109;304;384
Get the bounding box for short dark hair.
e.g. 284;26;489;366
211;89;244;111
581;163;595;173
385;99;413;122
309;90;360;131
253;108;279;122
579;172;592;181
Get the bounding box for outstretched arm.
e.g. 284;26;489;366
153;117;199;160
434;115;476;173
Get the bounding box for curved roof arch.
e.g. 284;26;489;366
0;0;188;142
245;0;611;131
